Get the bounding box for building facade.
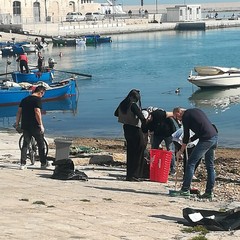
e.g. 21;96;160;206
0;0;101;24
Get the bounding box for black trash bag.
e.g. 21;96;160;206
52;158;88;181
183;207;240;231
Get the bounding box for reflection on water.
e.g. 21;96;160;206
189;87;240;113
0;96;78;127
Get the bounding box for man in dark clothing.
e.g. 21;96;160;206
37;52;44;72
16;53;29;73
142;108;179;175
15;86;47;170
172;107;218;199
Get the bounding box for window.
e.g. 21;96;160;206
13;1;21;15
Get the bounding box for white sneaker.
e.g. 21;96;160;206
19;164;27;170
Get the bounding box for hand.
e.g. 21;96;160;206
176;151;183;160
39;125;45;134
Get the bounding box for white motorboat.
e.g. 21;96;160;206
75;37;86;46
22;43;38;53
188;66;240;88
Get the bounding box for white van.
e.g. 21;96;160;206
66;12;85;22
85;12;105;21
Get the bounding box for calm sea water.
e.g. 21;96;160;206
1;27;240;148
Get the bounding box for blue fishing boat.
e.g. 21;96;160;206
11;69;54;85
0;78;77;106
1;44;25;56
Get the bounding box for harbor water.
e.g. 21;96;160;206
1;27;240;148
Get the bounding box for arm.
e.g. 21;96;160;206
166;111;174;118
131;103;145;122
16;107;22;126
34;108;44;133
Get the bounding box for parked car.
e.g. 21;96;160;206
85;12;105;21
66;12;85;22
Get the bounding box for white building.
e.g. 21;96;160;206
166;5;202;22
0;0;102;24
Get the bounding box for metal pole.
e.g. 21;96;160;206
156;0;158;13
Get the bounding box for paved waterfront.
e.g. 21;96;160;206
0;131;240;239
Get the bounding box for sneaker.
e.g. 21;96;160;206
170;189;190;197
40;162;49;169
198;192;213;199
19;164;27;170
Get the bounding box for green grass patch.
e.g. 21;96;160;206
182;225;209;235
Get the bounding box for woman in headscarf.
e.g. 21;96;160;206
114;89;146;181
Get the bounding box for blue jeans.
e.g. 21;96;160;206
151;135;175;173
181;135;218;193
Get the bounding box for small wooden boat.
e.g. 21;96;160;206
1;45;24;56
188;66;240;88
85;34;112;45
52;37;77;46
11;69;54;85
0;78;77;106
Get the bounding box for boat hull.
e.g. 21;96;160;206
11;70;54;84
85;35;112;45
188;73;240;88
22;44;37;53
52;37;77;46
0;79;77;106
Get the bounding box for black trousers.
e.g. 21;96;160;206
21;128;46;165
20;60;29;73
123;124;145;179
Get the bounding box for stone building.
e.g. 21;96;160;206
0;0;101;24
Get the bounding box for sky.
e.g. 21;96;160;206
112;0;240;6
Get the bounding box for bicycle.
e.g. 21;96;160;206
18;134;49;165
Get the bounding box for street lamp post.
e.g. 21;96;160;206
156;0;158;13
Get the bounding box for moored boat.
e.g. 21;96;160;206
52;37;78;46
188;66;240;88
0;78;77;106
85;34;112;45
11;69;54;85
1;45;24;56
22;43;38;53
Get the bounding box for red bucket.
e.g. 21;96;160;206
149;149;172;183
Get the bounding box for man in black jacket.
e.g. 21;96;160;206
173;107;218;199
142;108;179;175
